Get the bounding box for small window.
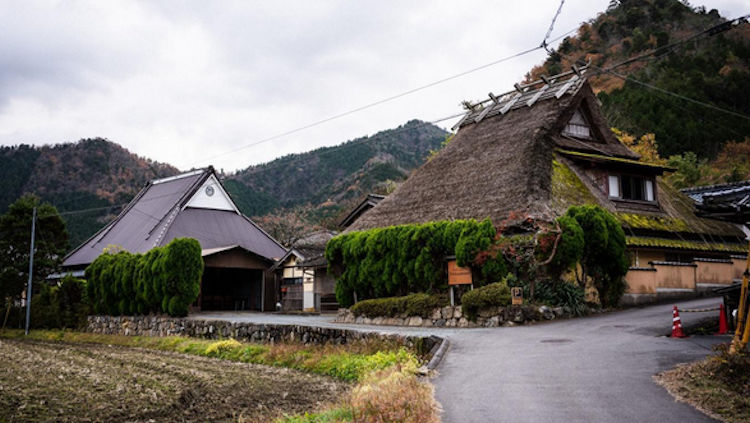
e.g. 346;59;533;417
609;173;656;202
608;175;620;197
563;109;592;139
283;277;303;285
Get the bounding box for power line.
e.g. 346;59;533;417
602;68;750;122
184;26;580;169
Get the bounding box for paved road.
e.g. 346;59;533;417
192;297;726;423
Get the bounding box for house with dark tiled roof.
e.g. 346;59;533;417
62;166;286;311
347;65;748;304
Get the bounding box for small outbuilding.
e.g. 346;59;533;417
62;167;286;311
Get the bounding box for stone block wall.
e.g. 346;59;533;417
86;315;440;355
335;304;569;328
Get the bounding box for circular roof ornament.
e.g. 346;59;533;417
205;185;215;197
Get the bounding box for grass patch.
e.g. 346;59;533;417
0;329;418;382
655;344;750;423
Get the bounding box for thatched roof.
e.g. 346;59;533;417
348;70;746;250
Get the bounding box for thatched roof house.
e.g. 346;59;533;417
348;66;747;304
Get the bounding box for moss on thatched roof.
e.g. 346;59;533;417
626;236;746;254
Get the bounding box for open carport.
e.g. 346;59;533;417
198;245;274;311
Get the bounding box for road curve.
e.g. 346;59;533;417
192;297;726;422
434;298;725;423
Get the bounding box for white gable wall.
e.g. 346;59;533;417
185;175;238;212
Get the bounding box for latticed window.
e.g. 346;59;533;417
563;109;592;139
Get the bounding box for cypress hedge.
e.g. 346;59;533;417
85;238;204;317
325;219;499;307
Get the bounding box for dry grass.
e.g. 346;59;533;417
0;337;346;423
349;368;441;423
655;346;750;423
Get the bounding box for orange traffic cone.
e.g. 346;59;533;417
716;303;728;335
671;305;687;338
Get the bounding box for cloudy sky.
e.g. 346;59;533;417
0;1;745;172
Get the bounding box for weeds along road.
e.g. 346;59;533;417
434;297;725;423
195;297;726;423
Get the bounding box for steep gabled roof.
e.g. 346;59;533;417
339;194;385;228
349;70;603;231
63;167;285;267
347;69;746;248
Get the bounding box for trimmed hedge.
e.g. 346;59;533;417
326;219;497;307
461;281;511;320
350;293;448;318
85;238;204;317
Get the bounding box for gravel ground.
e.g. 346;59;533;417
0;338;347;423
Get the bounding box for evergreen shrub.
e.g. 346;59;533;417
350;293;448;318
85;238;203;317
29;276;90;329
326;219;498;307
460;280;511;320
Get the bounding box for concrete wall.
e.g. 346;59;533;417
732;255;748;280
650;261;696;290
695;258;734;286
625;268;657;294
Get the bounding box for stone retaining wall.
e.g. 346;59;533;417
86;315;440;356
335;304;570;328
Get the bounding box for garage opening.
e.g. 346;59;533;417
200;267;264;310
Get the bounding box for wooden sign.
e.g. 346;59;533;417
448;260;472;285
511;287;523;305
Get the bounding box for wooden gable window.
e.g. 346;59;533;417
563;108;592;139
608;174;655;202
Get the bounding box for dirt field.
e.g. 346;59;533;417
0;338;348;423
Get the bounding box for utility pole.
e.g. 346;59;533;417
24;207;36;336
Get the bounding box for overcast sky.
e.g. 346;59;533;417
0;1;746;172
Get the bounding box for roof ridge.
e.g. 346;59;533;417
454;64;590;130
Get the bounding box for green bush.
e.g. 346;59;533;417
461;281;511;321
535;281;587;316
564;205;629;307
326;219;496;307
350;293;448;318
85;238;204;317
29;276;90;329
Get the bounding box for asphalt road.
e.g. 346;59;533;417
193;297;727;423
434;297;726;423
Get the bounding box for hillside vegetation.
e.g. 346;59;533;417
0;139;178;246
529;0;750;164
226;120;447;229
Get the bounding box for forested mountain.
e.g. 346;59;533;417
2;122;447;247
225;120;448;232
0;139;178;246
529;0;750;161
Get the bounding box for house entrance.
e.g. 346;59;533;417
200;267;263;311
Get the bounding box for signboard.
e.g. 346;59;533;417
511;287;523;305
448;260;473;285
